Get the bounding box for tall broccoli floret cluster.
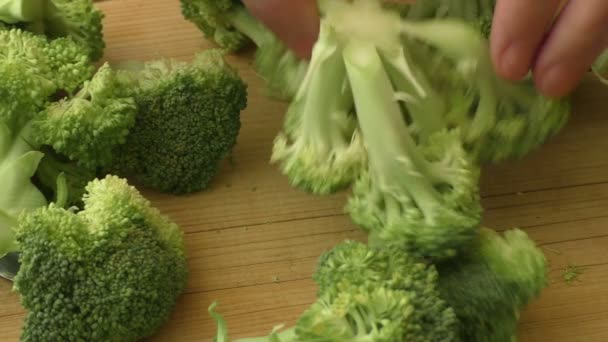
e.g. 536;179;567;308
0;0;105;60
14;175;189;342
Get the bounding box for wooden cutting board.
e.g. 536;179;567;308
0;1;607;341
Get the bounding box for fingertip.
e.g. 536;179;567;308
533;64;581;98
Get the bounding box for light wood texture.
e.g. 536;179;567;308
1;1;608;341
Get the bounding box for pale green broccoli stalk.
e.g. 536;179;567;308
13;175;188;342
180;0;308;100
0;0;43;24
436;227;548;342
0;0;105;60
270;23;365;195
110;50;247;194
209;240;458;341
0;123;46;258
33;149;97;208
31;63;137;170
329;5;482;258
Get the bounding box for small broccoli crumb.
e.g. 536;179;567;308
562;264;584;285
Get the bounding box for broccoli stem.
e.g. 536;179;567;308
293;23;353;155
228;7;275;48
344;41;443;222
593;49;608;84
380;46;447;140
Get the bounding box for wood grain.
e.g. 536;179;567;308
1;1;607;341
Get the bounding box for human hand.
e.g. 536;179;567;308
491;0;608;98
243;0;608;98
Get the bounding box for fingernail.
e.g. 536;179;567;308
498;41;531;80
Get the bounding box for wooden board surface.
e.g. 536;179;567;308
1;1;608;341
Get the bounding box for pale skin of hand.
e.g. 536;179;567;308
242;0;608;98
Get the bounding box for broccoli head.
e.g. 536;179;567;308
0;28;93;127
436;227;548;342
271;24;365;195
111;49;247;194
13;175;189;342
31;63;137;170
209;240;458;341
0;0;105;60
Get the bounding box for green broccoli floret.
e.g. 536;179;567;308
13;175;188;342
31;63;137;170
270;24;365;195
0;28;94;127
0;0;105;60
436;227;548;342
209;240;458;341
181;0;308;100
110;50;247;194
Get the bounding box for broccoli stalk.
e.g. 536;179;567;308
271;23;365;195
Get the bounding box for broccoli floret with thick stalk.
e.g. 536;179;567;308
0;0;105;60
271;24;365;195
181;0;308;100
111;50;247;194
209;240;458;341
13;175;188;342
436;227;548;342
31;63;137;170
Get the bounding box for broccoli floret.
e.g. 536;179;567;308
0;29;93;127
181;0;308;100
312;240;459;341
436;227;548;342
111;50;247;194
13;175;188;342
270;24;365;195
31;63;137;170
0;0;105;60
209;240;458;341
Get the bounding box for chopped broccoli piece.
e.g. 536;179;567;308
593;49;608;84
110;50;247;194
436;227;548;342
13;175;188;342
31;63;137;170
209;240;458;341
0;0;105;60
181;0;308;100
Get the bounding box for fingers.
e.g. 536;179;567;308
490;0;563;81
242;0;320;59
533;0;608;97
